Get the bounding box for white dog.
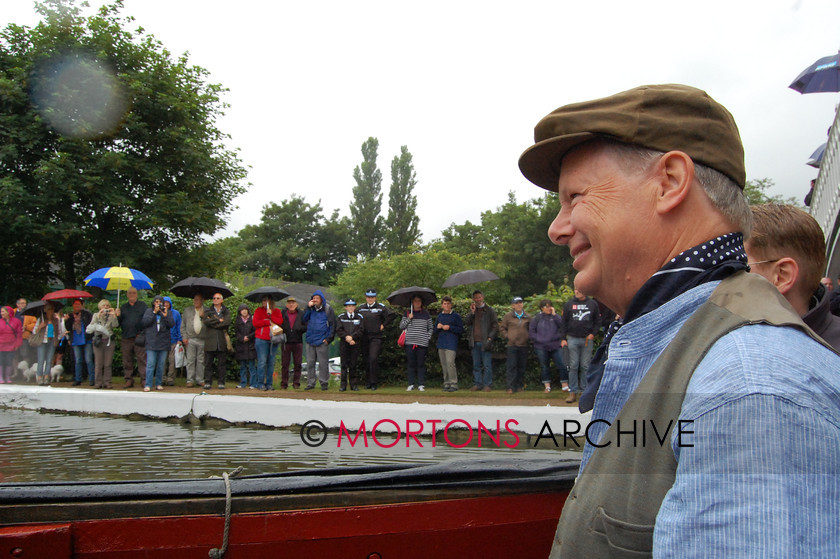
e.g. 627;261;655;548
16;361;30;381
50;364;64;384
23;363;37;383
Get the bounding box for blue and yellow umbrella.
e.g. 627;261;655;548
84;266;154;306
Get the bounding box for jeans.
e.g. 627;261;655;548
255;338;279;389
567;336;593;394
37;342;56;379
145;349;168;388
535;347;567;384
238;359;255;387
406;345;428;386
505;346;527;391
472;342;493;388
72;343;95;383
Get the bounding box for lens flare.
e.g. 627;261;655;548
30;51;128;139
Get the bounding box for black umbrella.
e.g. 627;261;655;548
243;286;291;302
442;269;500;288
22;300;62;316
170;277;233;299
386;286;437;307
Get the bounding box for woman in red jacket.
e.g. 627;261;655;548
252;295;283;390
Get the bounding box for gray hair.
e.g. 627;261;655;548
599;140;752;237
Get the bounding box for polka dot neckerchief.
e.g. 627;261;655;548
579;232;749;413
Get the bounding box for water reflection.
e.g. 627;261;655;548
0;409;578;483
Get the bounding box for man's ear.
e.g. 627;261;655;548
652;151;694;215
770;257;799;296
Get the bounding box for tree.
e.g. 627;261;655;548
0;0;247;296
435;192;574;297
331;247;507;305
235;196;350;285
384;145;420;253
744;178;800;207
349;137;384;259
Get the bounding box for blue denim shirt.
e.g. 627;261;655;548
582;281;840;558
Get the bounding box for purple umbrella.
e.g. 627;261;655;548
790;51;840;94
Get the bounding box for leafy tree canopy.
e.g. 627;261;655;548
0;0;247;300
434;191;574;297
384;145;420;254
331;247;508;307
235;195;350;285
349;136;383;259
744;178;801;207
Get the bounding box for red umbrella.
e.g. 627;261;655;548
42;289;94;301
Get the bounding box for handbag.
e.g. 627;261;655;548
29;326;44;347
270;324;285;345
398;330;406;348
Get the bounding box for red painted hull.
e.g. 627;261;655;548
0;459;577;558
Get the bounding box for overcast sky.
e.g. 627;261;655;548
5;0;840;243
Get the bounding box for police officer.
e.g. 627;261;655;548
336;299;363;391
358;289;394;390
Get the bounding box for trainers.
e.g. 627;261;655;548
204;383;211;390
418;385;425;392
186;381;194;388
406;385;414;391
304;385;315;391
237;384;246;389
143;386;150;392
218;384;225;390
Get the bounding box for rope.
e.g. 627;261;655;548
208;466;243;559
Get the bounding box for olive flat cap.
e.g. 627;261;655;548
518;84;746;191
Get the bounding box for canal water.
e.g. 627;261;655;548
0;409;579;483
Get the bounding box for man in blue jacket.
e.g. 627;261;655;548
302;290;336;391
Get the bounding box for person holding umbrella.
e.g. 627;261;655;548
115;287;148;388
0;306;22;384
31;302;60;386
399;295;434;391
252;294;283;390
180;294;207;388
464;290;498;392
65;298;95;386
141;295;175;392
202;292;232;390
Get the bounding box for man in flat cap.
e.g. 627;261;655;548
519;84;840;558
